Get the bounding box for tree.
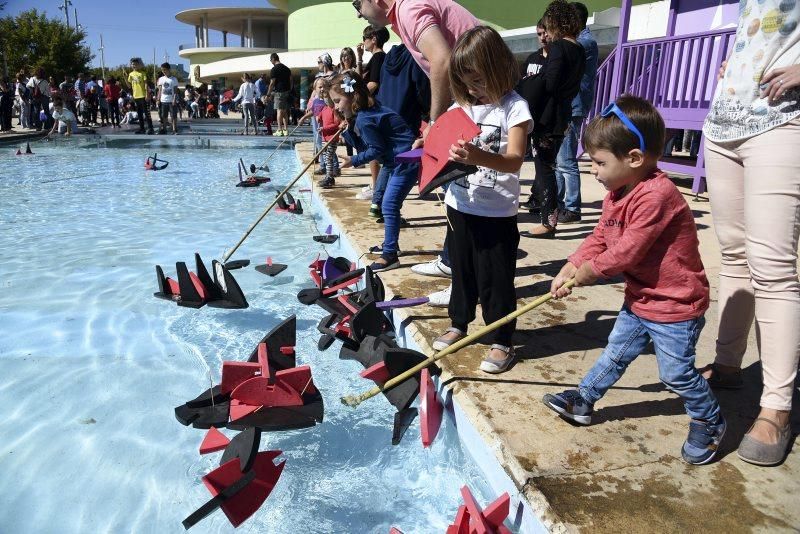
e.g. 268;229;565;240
0;9;92;79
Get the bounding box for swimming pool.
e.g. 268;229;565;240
0;138;498;533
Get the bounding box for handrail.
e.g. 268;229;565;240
619;27;735;48
588;27;735;123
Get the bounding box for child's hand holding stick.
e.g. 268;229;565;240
551;262;599;299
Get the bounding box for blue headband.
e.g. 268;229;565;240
601;102;646;152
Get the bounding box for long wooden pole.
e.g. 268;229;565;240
257;122;303;167
222;128;343;263
340;280;577;408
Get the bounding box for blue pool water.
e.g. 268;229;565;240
0;138;496;533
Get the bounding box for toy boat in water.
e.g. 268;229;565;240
154;253;248;309
183;426;286;529
174;316;324;431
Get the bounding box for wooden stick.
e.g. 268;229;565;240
222;129;344;263
340;279;576;408
257;122;303;168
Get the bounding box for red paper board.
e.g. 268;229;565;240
418;108;481;196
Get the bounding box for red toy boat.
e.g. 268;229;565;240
174;316;324;432
446;486;511;534
419;368;443;448
183;426;286;529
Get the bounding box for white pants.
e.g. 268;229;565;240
704;119;800;411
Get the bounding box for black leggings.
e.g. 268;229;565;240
108;100;121;126
531;134;564;228
447;206;519;346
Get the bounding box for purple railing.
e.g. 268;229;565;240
587;27;736;193
590;28;735;127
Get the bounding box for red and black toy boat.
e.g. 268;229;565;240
236;158;270;187
275;192;303;214
144;152;169;171
154;253;248;309
174;316;324;431
183;426;286;529
446;486;512;534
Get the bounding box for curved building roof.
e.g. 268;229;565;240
176;7;287;34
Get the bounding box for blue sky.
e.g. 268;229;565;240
4;0;271;69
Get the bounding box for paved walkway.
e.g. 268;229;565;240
295;143;799;532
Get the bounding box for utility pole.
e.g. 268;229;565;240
99;34;106;80
58;0;72;28
153;48;156;80
74;8;79;30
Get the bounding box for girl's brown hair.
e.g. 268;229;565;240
329;71;374;113
542;0;581;40
449;26;519;106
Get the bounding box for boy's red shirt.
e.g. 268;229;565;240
568;170;709;322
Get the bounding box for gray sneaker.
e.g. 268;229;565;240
542;389;594;425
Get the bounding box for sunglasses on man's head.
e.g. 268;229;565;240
352;0;362;17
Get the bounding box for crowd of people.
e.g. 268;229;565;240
0;54;308;136
314;0;798;469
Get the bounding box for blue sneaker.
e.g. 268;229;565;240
682;416;726;465
542;390;593;425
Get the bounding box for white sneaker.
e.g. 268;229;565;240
427;284;451;308
355;186;373;200
411;257;452;278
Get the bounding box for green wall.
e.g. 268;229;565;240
286;0;652;49
288;2;369;50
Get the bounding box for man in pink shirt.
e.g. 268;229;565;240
543;96;725;466
355;0;478;131
355;0;478;307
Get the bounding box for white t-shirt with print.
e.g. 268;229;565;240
158;76;179;103
444;91;533;218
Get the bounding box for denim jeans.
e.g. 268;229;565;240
380;162;419;256
371;164;392;206
579;306;721;422
555;116;584;214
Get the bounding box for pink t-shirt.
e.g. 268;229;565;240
388;0;479;76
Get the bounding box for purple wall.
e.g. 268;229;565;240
675;0;738;35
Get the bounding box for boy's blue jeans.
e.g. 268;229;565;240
555;116;584;214
579;306;721;422
380;162;419;256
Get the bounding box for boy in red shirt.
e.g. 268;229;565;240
543;95;724;465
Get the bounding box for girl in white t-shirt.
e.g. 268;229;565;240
432;26;533;374
233;73;259;135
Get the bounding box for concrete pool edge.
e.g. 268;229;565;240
292;147;557;533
